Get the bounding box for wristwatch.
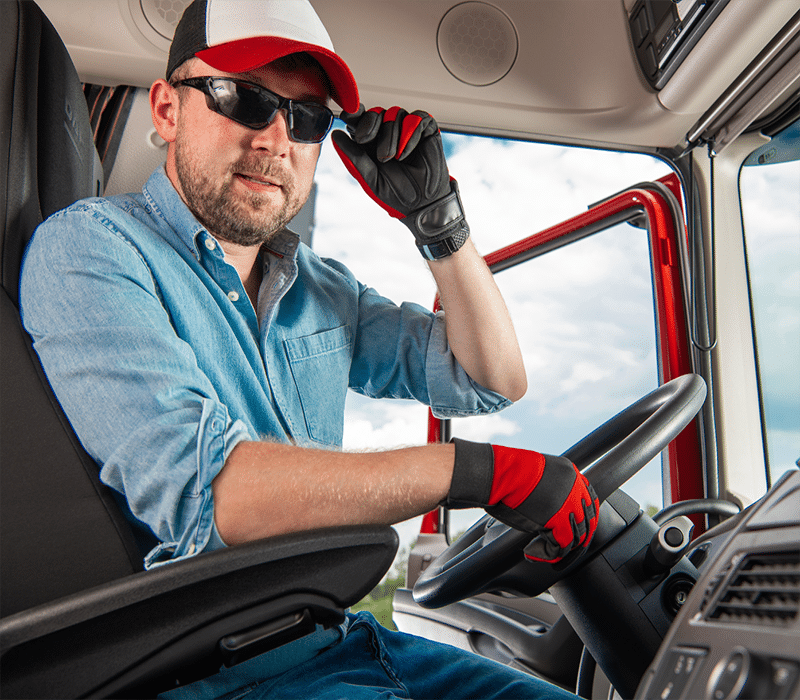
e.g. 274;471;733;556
402;181;471;261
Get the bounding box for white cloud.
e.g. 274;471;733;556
448;413;521;443
342;397;429;451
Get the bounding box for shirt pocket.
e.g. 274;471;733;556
284;326;353;447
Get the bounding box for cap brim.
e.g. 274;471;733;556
196;37;359;113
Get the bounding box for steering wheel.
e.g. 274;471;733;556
413;373;707;609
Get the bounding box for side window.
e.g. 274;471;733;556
447;219;663;534
740;155;800;485
313;129;670;544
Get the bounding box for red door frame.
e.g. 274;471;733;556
422;175;706;535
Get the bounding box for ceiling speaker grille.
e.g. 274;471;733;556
140;0;192;40
437;2;518;87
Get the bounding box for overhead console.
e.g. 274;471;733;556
635;469;800;699
629;0;732;89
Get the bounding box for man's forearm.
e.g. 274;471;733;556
428;238;527;401
212;440;455;545
214;434;601;566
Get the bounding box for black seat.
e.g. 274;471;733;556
0;0;139;618
0;2;397;697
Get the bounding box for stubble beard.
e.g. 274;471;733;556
174;130;308;248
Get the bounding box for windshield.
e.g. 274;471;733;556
314;127;670;542
740;151;800;486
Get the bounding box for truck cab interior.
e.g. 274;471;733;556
1;1;798;698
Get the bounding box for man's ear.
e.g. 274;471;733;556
150;79;179;143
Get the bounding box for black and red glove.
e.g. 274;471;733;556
331;105;470;261
442;439;600;563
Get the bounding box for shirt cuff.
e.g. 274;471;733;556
143;405;250;569
425;312;513;418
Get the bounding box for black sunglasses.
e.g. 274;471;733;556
172;76;334;144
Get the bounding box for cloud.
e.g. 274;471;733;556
342;396;429;451
448;413;521;443
314;138;437;309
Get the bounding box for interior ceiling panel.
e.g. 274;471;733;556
314;0;659;146
36;0;800;151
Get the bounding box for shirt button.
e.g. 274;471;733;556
204;238;217;251
227;291;240;302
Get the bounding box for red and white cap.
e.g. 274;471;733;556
167;0;359;112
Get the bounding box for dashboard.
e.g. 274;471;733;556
635;469;800;700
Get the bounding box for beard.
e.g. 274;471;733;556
173;130;309;247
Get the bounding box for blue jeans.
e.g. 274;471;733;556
166;611;578;700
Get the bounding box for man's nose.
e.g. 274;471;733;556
250;108;292;154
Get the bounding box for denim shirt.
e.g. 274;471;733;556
20;165;510;568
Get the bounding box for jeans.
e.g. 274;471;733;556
167;611;579;700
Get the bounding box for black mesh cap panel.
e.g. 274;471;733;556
167;0;210;80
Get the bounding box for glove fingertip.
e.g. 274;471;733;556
523;531;567;564
353;109;383;144
329;128;349;145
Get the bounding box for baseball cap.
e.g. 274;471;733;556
167;0;359;113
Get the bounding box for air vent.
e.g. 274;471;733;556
707;551;800;627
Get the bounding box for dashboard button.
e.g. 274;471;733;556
631;8;649;46
707;648;773;699
665;526;684;547
771;659;799;699
643;45;658;77
650;647;707;699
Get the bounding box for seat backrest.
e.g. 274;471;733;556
0;0;143;618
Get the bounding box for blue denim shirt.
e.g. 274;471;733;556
20;166;510;568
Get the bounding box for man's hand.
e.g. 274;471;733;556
441;439;600;563
331;105;470;260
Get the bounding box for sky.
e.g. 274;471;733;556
310;128;799;556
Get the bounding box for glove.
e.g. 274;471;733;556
442;438;600;563
331;105;470;261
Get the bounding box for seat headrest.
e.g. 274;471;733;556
0;0;102;304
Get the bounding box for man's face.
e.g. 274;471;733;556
169;58;327;247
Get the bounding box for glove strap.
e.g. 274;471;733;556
439;438;494;509
402;181;471;260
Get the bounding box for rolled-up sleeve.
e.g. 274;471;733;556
425;311;512;417
102;398;251;569
20;205;251;568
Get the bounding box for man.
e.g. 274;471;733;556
20;0;598;697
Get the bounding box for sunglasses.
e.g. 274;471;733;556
172;76;335;144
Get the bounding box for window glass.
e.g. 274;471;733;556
446;220;662;536
313;129;669;546
740;158;800;485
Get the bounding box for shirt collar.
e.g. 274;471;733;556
142;165;301;262
142;166;207;259
263;229;300;259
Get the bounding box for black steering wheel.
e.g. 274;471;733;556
413;373;707;609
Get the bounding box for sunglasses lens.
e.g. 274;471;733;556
206;79;332;143
290;102;334;143
210;79;276;130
